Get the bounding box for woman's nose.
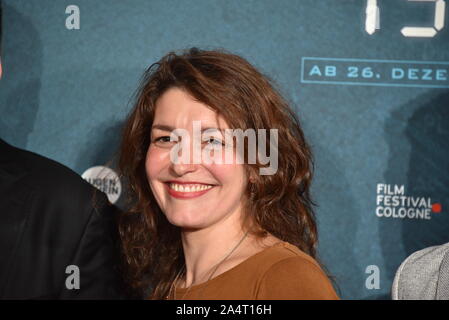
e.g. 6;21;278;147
169;138;200;176
171;160;198;176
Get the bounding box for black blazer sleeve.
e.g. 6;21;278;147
0;139;125;299
58;194;123;299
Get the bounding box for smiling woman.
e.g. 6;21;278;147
118;47;339;300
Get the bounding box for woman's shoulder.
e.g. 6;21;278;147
250;241;339;299
248;241;322;273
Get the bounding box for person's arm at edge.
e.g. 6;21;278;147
58;192;125;299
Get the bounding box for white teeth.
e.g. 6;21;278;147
169;183;213;193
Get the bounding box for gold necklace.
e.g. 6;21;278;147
168;230;249;300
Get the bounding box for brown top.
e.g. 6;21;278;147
172;241;339;300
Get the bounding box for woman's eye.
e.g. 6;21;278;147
153;136;171;143
204;138;224;146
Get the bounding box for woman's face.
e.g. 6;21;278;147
145;87;248;230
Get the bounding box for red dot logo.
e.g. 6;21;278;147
432;203;442;213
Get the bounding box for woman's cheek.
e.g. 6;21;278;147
207;162;245;186
145;146;168;178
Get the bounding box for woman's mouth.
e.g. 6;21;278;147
165;182;216;199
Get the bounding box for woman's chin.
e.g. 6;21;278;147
165;212;206;230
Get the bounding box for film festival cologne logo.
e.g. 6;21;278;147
376;183;442;220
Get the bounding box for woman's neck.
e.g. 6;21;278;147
180;215;247;288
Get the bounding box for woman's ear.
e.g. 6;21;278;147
248;171;257;184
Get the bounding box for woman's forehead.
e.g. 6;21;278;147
154;88;230;129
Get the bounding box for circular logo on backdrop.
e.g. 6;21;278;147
81;166;122;204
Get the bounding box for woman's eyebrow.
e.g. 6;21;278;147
151;124;175;131
151;124;225;133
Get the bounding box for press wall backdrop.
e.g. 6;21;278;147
1;0;448;299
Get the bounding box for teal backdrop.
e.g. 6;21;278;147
1;0;448;299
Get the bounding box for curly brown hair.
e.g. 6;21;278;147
118;47;318;299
